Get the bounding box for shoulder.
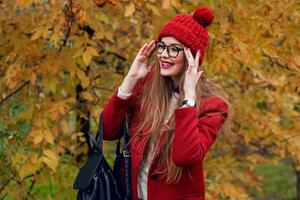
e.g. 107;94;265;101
199;95;229;118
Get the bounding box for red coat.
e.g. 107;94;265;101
102;75;228;200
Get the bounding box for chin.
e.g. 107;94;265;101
160;69;177;77
160;64;184;77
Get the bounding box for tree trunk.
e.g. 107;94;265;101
296;170;300;200
75;76;91;162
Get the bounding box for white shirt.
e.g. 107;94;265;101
117;87;180;200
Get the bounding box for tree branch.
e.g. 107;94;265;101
58;0;74;53
0;176;14;194
24;180;36;200
0;80;29;106
92;86;114;92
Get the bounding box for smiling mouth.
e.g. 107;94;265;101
160;61;175;69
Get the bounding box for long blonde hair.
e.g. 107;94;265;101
129;59;232;183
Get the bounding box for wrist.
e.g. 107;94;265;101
181;98;196;107
184;94;196;100
184;88;195;100
120;76;138;94
126;72;140;82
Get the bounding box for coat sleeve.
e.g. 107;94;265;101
101;74;150;140
172;96;228;166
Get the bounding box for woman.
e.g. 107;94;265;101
102;6;231;200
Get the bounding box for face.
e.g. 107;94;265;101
156;37;186;84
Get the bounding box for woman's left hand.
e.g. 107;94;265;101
183;48;204;99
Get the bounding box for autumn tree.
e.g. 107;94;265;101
0;0;299;199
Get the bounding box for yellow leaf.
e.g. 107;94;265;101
104;31;115;42
125;2;135;17
42;25;49;39
4;64;21;89
43;129;54;144
293;55;300;66
29;153;38;164
79;9;87;24
16;0;26;8
62;121;69;133
43;149;58;161
96;12;109;24
31;129;43;145
95;30;104;40
47;101;67;120
19;163;29;181
29;73;36;86
82;91;94;101
146;3;161;16
82;50;92;66
76;69;90;88
73;48;84;59
82;46;99;65
42;149;59;171
171;0;181;9
31;27;43;40
50;0;56;6
41;156;58;171
162;0;170;9
86;46;99;57
47;78;57;93
50;32;60;45
12;153;25;166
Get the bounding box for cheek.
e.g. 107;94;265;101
174;56;186;70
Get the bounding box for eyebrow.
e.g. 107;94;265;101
160;41;184;48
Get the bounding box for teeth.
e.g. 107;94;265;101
161;61;174;66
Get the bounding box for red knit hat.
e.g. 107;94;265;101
157;7;214;66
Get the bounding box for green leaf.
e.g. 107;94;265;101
256;101;268;110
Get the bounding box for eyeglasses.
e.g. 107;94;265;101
155;41;184;58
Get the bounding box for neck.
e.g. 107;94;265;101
171;75;180;93
171;75;180;88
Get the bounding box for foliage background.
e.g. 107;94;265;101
0;0;299;199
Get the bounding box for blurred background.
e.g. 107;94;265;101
0;0;299;199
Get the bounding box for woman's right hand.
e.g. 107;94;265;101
119;40;156;94
127;40;156;80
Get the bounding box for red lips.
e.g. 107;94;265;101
160;60;175;69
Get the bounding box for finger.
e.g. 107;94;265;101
145;40;155;55
184;52;192;74
140;43;149;55
145;40;156;56
184;47;189;60
187;49;198;73
196;70;204;82
184;48;193;68
188;48;196;66
195;51;200;69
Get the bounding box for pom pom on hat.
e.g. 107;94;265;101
193;7;214;28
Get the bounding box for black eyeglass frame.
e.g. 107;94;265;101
155;41;184;58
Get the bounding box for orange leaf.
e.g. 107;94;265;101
125;2;135;17
162;0;170;9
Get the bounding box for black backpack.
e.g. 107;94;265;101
73;113;132;200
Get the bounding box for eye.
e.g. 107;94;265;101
156;42;165;52
169;46;180;53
